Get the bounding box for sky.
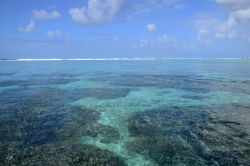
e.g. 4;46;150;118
0;0;250;59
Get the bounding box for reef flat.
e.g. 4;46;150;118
1;60;250;166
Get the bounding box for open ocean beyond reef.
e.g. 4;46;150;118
1;59;250;166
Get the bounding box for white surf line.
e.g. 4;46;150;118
15;58;158;61
0;57;248;61
17;58;64;61
21;58;246;61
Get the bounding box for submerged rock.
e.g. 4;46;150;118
71;88;131;100
91;73;250;94
31;72;82;79
2;143;126;166
0;77;79;87
127;105;250;165
0;86;127;165
67;144;126;166
0;72;16;76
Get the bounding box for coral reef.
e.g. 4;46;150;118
0;87;126;165
127;105;250;165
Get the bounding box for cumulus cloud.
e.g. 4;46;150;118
33;10;61;20
215;0;250;22
69;0;122;24
147;24;157;32
195;17;238;41
215;0;250;10
136;34;178;48
48;30;62;39
68;8;89;24
196;1;250;42
215;16;238;38
231;8;250;20
19;20;35;33
68;0;181;24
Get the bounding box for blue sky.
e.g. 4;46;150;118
0;0;250;58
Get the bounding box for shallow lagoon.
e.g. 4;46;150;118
1;60;250;165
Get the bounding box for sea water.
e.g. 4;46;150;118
1;59;250;165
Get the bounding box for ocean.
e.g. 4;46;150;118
1;59;250;165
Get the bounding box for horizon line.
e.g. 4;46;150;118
0;57;249;61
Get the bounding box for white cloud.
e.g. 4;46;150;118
195;19;217;41
209;0;250;40
195;17;238;42
215;0;250;10
215;0;250;21
231;8;250;20
48;30;62;39
215;16;238;38
68;8;89;24
156;34;177;46
147;24;157;32
33;10;61;20
137;39;149;48
195;6;250;42
69;0;122;24
68;0;181;24
136;34;178;48
69;8;89;24
19;20;35;33
130;0;182;15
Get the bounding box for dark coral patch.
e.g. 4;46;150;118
91;73;250;94
0;77;79;87
31;72;82;78
0;86;126;165
0;143;126;166
91;74;210;88
0;72;16;76
0;87;68;106
67;144;126;166
71;88;131;99
181;94;208;101
127;105;250;165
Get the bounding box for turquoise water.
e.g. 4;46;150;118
1;60;250;165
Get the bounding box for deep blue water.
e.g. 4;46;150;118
1;60;250;166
